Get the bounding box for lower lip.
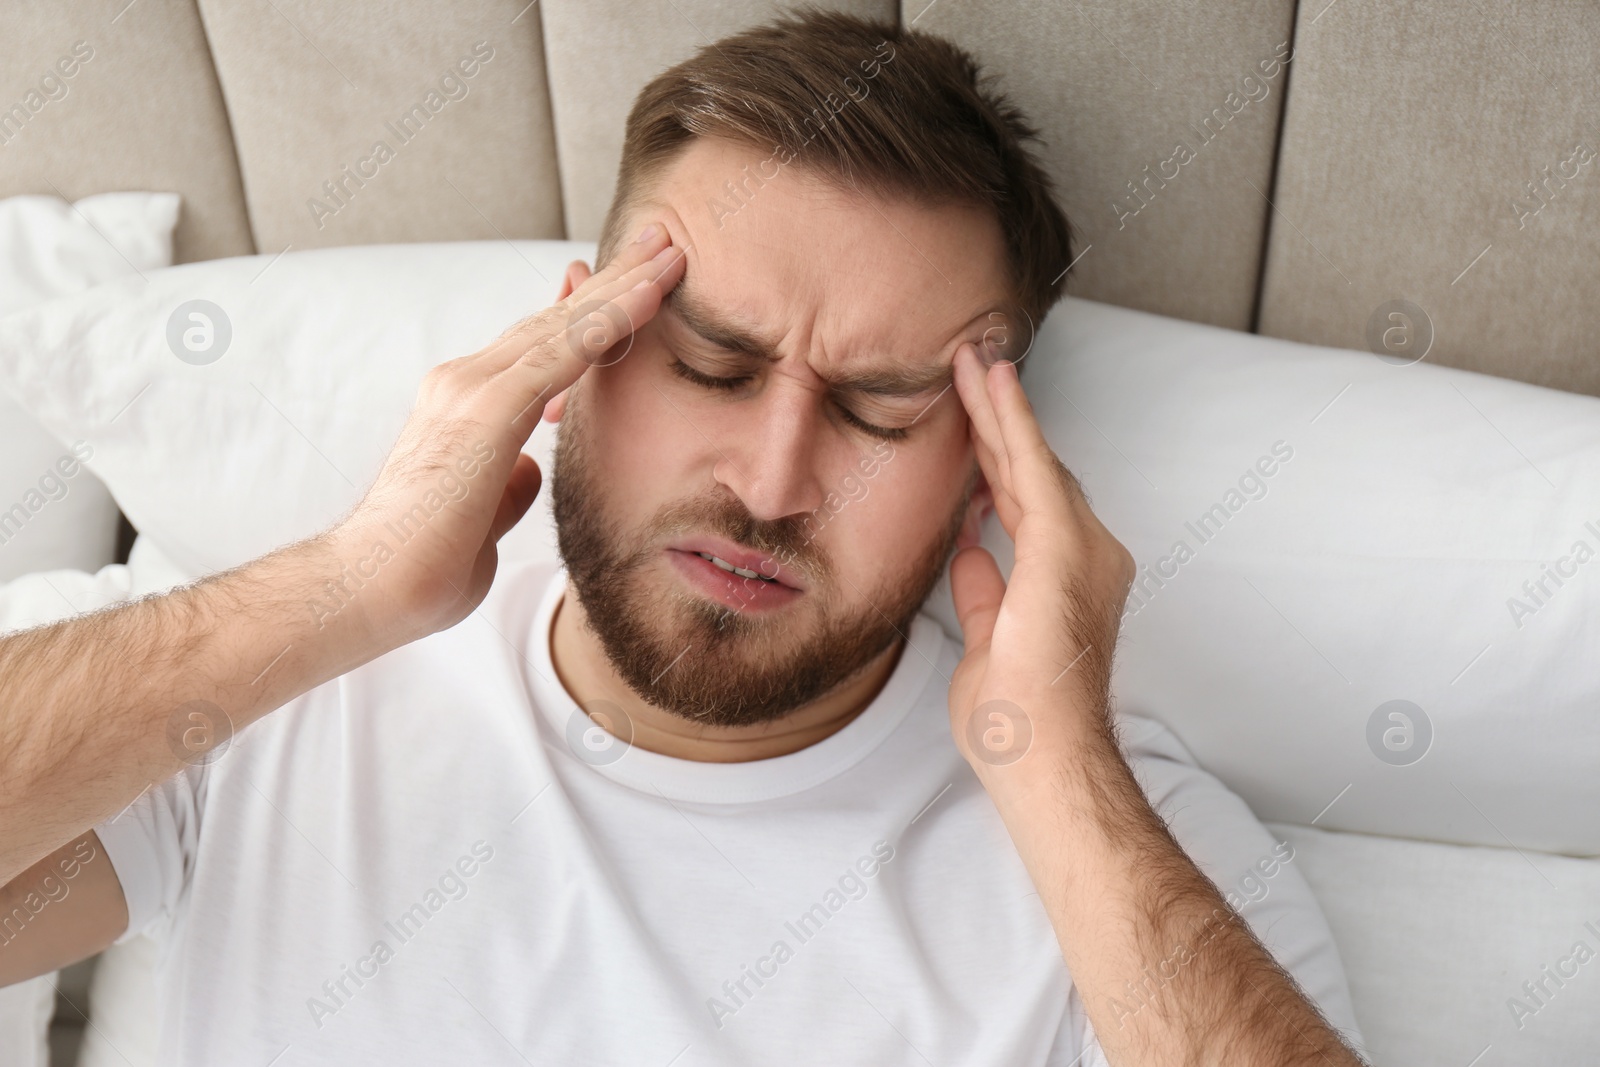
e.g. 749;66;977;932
666;549;803;612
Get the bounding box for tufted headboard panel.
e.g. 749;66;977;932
2;0;1595;392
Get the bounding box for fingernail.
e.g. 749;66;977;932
634;223;659;243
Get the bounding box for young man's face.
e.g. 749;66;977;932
551;134;1015;727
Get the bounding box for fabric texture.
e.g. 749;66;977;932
1273;821;1600;1066
0;1;252;263
1257;0;1600;393
907;0;1296;332
0;191;175;581
194;0;565;252
92;561;1361;1065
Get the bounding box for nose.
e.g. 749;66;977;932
712;377;828;523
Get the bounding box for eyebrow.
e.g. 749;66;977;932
665;279;958;398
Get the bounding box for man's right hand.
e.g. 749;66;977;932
332;222;687;645
0;221;685;965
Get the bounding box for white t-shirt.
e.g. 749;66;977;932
97;561;1362;1065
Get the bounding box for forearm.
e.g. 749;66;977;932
0;526;406;883
980;718;1363;1066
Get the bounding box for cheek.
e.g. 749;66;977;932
814;432;971;561
578;351;700;510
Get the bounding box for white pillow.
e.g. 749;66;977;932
0;190;179;1067
1019;301;1600;859
0;549;181;1067
0;192;179;582
0;193;180;315
0;241;1593;859
0;241;564;581
1269;820;1600;1065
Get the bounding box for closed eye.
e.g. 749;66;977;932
667;356;911;441
668;355;749;391
836;407;910;442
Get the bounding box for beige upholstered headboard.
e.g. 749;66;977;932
4;0;1596;393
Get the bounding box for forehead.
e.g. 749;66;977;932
635;135;1011;371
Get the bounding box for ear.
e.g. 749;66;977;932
956;469;994;550
544;259;595;422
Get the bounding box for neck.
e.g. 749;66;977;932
548;589;904;763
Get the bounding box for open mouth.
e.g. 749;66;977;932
664;535;806;592
664;542;806;612
693;550;780;583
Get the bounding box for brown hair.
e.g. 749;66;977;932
596;6;1074;357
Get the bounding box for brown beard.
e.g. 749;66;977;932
550;387;974;728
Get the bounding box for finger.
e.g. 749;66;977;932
556;259;589;302
953;343;1009;483
954;344;1022;530
490;244;683;376
950;545;1006;656
555;242;690;368
967;413;1017;535
986;358;1084;519
498;243;689;435
486;453;542;543
479;222;677;372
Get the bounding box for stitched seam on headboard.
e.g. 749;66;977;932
1248;0;1303;336
191;0;261;258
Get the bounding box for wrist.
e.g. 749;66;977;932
294;522;435;655
962;689;1116;788
965;700;1151;840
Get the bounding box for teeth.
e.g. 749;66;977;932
696;551;776;583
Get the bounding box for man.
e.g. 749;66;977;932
0;11;1367;1065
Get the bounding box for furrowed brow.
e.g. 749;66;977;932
827;362;953;398
666;282;782;364
666;280;966;398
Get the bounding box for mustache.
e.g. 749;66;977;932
650;493;829;584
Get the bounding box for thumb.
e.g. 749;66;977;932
487;454;542;543
950;545;1006;656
